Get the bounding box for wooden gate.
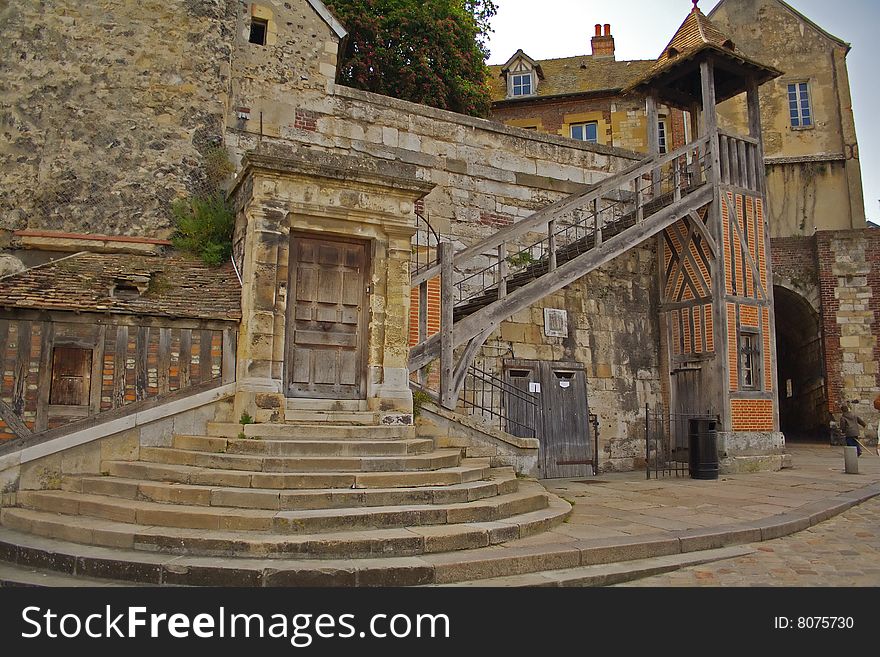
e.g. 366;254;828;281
505;359;593;478
286;235;368;399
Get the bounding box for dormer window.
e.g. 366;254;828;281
511;73;534;97
501;51;542;99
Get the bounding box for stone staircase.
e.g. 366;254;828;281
0;401;571;583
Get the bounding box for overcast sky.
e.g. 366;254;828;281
485;0;878;224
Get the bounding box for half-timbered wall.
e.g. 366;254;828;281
0;314;237;441
720;190;777;431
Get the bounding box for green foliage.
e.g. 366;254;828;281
239;412;255;426
237;431;247;440
506;251;535;267
202;146;236;193
325;0;497;117
171;193;234;266
412;388;434;418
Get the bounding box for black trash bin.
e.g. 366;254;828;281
688;417;718;480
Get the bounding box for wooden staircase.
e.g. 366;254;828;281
409;136;715;407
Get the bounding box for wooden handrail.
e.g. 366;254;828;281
412;135;711;287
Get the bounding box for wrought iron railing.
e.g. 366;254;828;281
411;210;441;278
645;404;719;479
459;363;539;438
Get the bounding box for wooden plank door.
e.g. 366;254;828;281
49;346;92;406
287;235;368;399
504;363;539;438
540;362;592;479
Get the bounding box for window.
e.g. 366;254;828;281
570;122;598;143
740;331;761;389
511;73;533;97
249;17;268;45
658;119;668;154
788;82;812;128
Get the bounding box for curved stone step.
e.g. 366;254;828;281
0;495;569;559
172;435;435;457
103;459;493;489
74;472;519;510
137;446;461;473
0;495;571;585
207;422;415;440
18;487;549;533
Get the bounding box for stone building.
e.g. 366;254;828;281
708;0;876;441
0;0;870;585
488;24;689;155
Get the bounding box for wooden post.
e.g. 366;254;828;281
701;57;729;432
439;242;456;410
222;327;237;385
418;280;428;385
646;94;661;197
747;78;765;194
548;221;557;271
748;76;780;431
34;322;53;432
497;243;508;300
593;198;602;246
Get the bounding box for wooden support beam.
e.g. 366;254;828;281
548;221;557;272
418;280;428;386
222;328;237;385
439;242;455;410
0;398;32;438
113;325;128;409
688;210;718;256
34;322;53;433
90;325;106;415
497;243;508;300
158;327;171;394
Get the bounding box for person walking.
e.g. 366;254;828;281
839;403;866;457
874;395;880;444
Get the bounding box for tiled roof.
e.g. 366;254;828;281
489;55;655;103
0;252;241;321
659;5;736;60
626;7;781;94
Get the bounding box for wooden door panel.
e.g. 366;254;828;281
50;346;93;406
287;236;367;399
541;366;591;478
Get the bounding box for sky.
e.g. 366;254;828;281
485;0;879;224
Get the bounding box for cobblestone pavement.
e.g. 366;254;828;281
533;444;880;546
617;495;880;586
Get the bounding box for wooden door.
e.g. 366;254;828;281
504;364;539;439
540;362;592;478
50;346;92;406
287;235;368;399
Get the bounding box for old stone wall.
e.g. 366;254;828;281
713;0;866;234
0;0;238;236
817;229;880;428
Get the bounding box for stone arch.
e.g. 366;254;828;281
773;284;828;442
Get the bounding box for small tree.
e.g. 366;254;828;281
171;193;234;266
325;0;497;118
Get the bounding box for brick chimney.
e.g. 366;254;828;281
591;23;615;59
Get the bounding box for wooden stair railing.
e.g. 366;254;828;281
409;135;720;409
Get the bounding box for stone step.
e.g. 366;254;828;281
435;546;757;587
207;422;415;440
283;410;378;424
0;561;136;587
137;446;462;473
172;434;435;457
0;509;580;586
1;496;569;559
103;459;493;489
18;488;549;533
73;472;519;510
285;399;368;412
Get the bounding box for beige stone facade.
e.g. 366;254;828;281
229;149;433;424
